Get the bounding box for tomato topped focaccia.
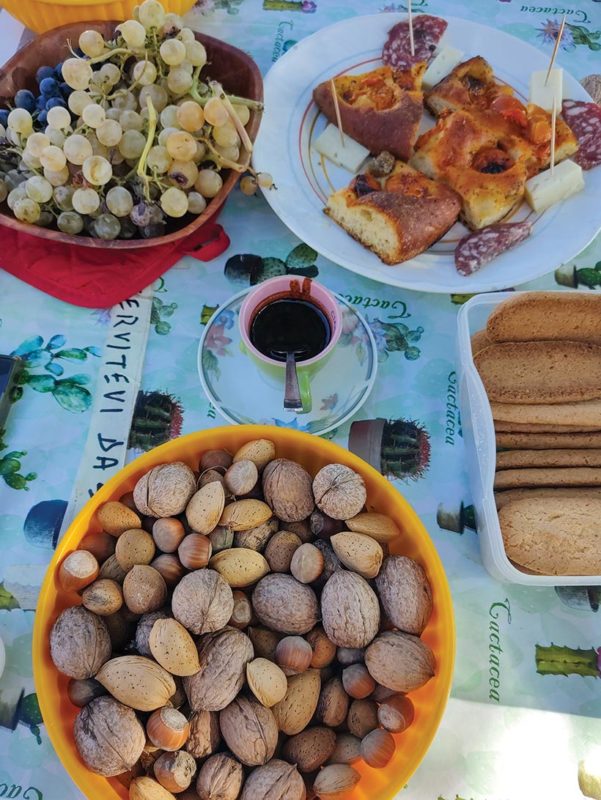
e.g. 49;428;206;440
325;160;461;264
313;64;425;161
425;56;513;117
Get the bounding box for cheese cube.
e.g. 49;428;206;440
423;46;465;89
529;68;563;112
313;124;370;173
525;159;584;212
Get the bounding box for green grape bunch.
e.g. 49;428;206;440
0;0;270;241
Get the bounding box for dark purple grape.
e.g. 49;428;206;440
148;204;164;224
15;90;36;112
119;218;137;239
130;202;152;227
40;77;60;97
140;222;166;238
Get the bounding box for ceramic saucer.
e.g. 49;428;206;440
198;289;377;435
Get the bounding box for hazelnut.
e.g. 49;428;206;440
306;627;336;669
150;554;185;587
200;449;233;472
276;636;313;675
377;693;415;733
67;678;106;708
347;699;378;739
99;553;128;584
360;728;396;768
59;550;99;592
290;543;324;584
123;565;168;615
152;518;185;553
178;533;212;569
312;464;366;520
224;459;258;496
154;751;197;793
341;664;376;700
81;578;123;616
264;531;302;573
284;518;313;543
229;589;254;629
337;647;364;666
115;528;156;571
310;510;345;539
147;706;190;751
328;733;361;765
80;530;115;563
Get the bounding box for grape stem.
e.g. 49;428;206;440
203;138;247;173
190;68;263;111
136;95;158;200
209;80;253;154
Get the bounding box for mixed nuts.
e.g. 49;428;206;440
49;437;436;799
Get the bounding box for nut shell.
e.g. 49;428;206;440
315;677;349;728
225;459;258;496
283;727;336;772
360;728;396;768
59;550;99;591
183;627;253;712
275;636;313;675
330;532;383;580
149;618;200;677
306;627;336;669
130;777;177;800
264;531;302;573
262;458;315;523
123;565;168;615
290;543;324;584
50;606;111;680
312;464;366;520
209;547;270;588
200;449;233;472
219;695;278;766
178;533;212;570
115;528;156;571
147;706;190;751
81;578;123;616
186;481;226;535
99;553;127;584
347;699;378;739
97;501;142;536
185;710;221;759
68;678;106;708
375;555;433;635
96;655;176;711
233;438;276;471
328;733;361;765
154;750;197;793
365;631;435;692
172;569;234;635
321;571;380;648
80;530;115;563
134;462;197;518
152;518;185;553
313;764;360;798
219;499;272;531
272;669;321;736
234;516;278;551
341;664;375;700
247;658;288;707
377;693;415;733
252;574;318;635
229;589;254;629
345;511;400;544
135;610;170;657
73;696;145;777
248;627;280;661
150;554;185;587
196;753;243;800
240;759;305;800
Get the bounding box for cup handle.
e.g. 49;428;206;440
298;369;312;414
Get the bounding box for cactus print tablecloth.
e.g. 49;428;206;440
1;1;601;798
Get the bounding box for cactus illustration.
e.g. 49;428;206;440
224;243;319;287
151;297;178;335
349;418;431;481
128;391;184;451
19;694;43;744
263;0;316;10
369;319;423;361
0;429;36;490
0;583;19;610
195;0;245;12
555;261;601;289
201;305;220;325
10;335;100;412
555;586;601;612
437;502;477;534
535;644;599;677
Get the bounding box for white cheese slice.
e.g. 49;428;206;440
529;68;563;112
313;124;370;173
423;46;465;89
524;159;584;213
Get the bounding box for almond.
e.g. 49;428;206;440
272;669;321;735
345;511;400;544
209;548;270;588
330;532;383;579
233;439;276;471
365;631;435;692
246;658;288;707
219;499;272;531
96;655;176;711
186;482;226;535
313;764;360;797
149;618;200;677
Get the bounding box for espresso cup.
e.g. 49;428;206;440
239;276;342;413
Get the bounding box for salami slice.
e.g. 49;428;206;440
382;15;448;70
562;99;601;170
454;222;532;276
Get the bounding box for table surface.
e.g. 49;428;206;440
1;1;601;798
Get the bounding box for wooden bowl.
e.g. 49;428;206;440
32;425;455;800
0;21;263;249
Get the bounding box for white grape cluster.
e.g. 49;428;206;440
0;0;268;240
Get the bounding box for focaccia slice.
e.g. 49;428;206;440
325;162;461;264
426;56;514;116
313;64;425;161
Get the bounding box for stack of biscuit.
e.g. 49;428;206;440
472;292;601;576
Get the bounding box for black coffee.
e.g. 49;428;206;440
250;298;331;363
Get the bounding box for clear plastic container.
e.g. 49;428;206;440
456;291;601;586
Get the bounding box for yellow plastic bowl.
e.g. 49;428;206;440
0;0;195;35
33;425;455;800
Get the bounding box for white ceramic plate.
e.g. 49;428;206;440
253;13;601;294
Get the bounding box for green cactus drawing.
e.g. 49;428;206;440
151;297;178;335
0;429;36;490
19;694;43;744
535;644;599;677
224;243;319;287
128;391;184;451
0;583;19;610
10;335;100;412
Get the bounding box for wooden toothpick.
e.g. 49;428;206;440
408;0;415;58
550;96;557;174
545;14;566;85
330;79;346;148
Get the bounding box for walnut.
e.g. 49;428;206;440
171;569;234;635
74;697;145;777
133;462;196;517
185;710;220;758
50;606;111;680
375;556;433;635
365;631;435;692
262;459;315;523
219;695;278;766
320;571;380;648
196;753;243;800
312;464;366;520
252;574;318;635
239;759;305;800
